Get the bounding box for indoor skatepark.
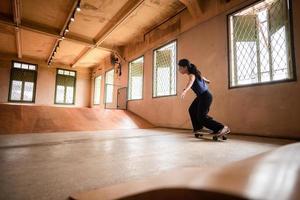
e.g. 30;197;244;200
0;0;299;199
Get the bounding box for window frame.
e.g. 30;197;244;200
152;39;178;98
93;75;102;105
127;55;144;101
227;0;296;89
54;68;77;105
8;60;38;103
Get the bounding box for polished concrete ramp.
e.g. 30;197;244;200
0;104;153;134
0;128;295;200
70;142;300;200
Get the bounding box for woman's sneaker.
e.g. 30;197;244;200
217;126;230;136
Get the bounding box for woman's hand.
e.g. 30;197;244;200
202;76;211;84
181;90;187;99
205;79;210;84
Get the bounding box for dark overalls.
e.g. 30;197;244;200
189;77;224;133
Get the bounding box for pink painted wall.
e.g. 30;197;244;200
0;59;91;107
125;0;300;139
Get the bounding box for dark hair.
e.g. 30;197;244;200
178;59;202;80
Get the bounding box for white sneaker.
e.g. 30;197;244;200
217;126;230;136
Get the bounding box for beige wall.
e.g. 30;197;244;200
124;0;300;139
0;58;91;107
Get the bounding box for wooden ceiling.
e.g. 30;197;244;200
0;0;185;68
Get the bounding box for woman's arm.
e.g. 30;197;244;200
181;74;195;99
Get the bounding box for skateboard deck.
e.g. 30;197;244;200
194;131;228;141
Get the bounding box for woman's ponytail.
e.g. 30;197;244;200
189;63;202;80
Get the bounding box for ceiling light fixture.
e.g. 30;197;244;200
48;0;81;67
76;1;81;12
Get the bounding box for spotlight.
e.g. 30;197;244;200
65;29;69;33
71;16;75;22
76;0;81;12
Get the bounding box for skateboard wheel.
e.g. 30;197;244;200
222;136;227;140
194;133;200;138
213;136;218;141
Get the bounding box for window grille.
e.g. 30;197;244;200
128;57;144;100
228;0;295;87
153;41;177;97
9;61;37;103
55;69;76;104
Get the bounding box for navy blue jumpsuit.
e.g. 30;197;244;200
189;76;224;133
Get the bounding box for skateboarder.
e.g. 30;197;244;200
178;58;230;137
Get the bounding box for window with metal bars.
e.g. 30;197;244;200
8;61;37;103
105;69;114;103
54;69;76;104
228;0;295;87
153;41;177;97
93;76;102;105
128;56;144;100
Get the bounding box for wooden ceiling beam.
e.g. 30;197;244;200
15;29;22;58
12;0;22;58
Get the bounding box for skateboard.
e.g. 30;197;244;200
194;130;228;141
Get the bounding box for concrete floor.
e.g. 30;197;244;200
0;128;295;200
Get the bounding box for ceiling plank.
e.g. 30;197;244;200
94;0;145;47
71;0;145;68
12;0;22;58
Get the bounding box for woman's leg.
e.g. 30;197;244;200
189;98;201;132
197;91;224;133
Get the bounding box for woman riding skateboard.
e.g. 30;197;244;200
178;58;230;137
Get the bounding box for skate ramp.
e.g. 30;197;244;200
0;104;154;134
